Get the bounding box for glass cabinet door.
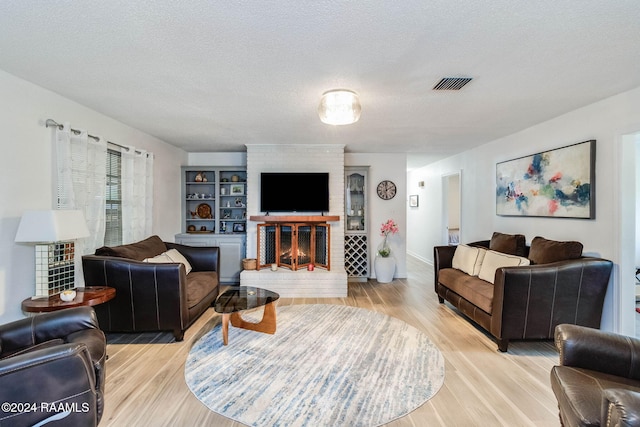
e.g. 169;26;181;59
345;171;366;233
344;167;369;279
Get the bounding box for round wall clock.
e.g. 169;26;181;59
376;180;397;200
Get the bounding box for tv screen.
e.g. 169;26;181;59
260;172;329;213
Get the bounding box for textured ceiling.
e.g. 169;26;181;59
1;1;639;169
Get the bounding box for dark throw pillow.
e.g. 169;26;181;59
528;236;583;264
489;232;527;257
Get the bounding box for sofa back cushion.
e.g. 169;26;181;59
489;232;527;257
528;236;583;264
452;244;486;276
478;250;530;284
95;235;167;261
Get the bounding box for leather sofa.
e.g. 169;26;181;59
0;307;106;427
82;235;220;341
434;233;613;352
551;324;640;427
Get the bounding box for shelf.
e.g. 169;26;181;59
250;215;340;223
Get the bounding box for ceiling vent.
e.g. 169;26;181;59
432;77;473;91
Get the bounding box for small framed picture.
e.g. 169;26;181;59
409;195;419;207
230;184;244;195
233;222;246;233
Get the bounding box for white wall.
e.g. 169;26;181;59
636;137;640;267
408;85;640;333
346;153;407;278
0;70;186;324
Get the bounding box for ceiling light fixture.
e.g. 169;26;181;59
318;89;361;125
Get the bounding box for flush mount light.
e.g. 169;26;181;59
318;89;361;125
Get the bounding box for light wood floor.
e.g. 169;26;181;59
101;256;561;426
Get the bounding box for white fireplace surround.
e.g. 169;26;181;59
240;144;348;297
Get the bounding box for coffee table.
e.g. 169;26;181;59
214;286;280;345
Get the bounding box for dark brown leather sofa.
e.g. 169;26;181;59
434;233;613;352
0;307;106;427
82;235;220;341
551;324;640;427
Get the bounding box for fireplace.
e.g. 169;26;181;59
257;223;330;270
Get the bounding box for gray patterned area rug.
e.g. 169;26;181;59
185;304;445;427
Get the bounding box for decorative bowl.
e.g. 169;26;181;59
60;289;77;302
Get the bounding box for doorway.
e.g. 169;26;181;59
442;171;461;245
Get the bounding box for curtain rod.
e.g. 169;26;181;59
45;118;148;156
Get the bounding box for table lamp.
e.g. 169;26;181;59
15;210;90;299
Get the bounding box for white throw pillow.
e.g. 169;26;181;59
143;253;173;264
165;249;193;274
478;250;530;284
143;249;193;274
452;244;486;276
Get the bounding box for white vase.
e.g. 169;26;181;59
375;255;396;283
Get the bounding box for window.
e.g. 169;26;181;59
104;149;122;246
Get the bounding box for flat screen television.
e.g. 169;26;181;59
260;172;329;213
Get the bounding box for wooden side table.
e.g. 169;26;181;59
21;286;116;313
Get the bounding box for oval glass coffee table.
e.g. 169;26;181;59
214;286;280;345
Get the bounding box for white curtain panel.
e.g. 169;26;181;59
122;147;153;243
55;123;107;283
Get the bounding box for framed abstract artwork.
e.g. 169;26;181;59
496;140;595;219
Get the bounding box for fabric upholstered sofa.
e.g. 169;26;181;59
82;235;220;341
0;307;106;426
551;324;640;427
434;232;613;352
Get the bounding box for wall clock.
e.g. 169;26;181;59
376;180;397;200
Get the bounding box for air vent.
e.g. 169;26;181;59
432;77;473;91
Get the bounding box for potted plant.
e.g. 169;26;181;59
375;219;398;283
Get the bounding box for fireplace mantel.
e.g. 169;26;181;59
250;215;340;223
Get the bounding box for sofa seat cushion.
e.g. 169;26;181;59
438;268;494;314
186;271;218;309
95;235;167;261
551;365;640;427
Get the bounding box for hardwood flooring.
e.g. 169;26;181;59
101;256;560;426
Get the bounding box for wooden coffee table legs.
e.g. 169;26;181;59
221;301;277;345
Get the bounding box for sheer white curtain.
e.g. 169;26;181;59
55;123;107;280
121;147;154;243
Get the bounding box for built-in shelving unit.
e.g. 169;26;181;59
176;166;247;284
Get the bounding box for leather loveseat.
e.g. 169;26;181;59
551;324;640;427
0;307;106;427
434;232;613;352
82;235;220;341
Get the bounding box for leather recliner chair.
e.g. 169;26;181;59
0;307;106;426
551;324;640;427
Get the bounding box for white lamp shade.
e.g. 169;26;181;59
318;89;361;125
15;210;90;243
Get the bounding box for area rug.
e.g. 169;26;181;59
185;304;445;427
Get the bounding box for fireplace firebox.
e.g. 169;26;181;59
257;223;330;270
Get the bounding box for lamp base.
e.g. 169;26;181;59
34;242;76;298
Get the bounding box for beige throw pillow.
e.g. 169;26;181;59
143;253;173;263
452;244;486;276
144;249;193;274
165;249;193;274
478;250;530;284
